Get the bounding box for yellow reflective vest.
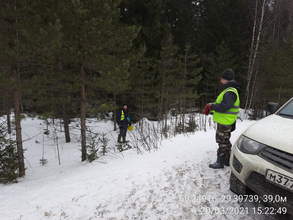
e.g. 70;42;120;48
120;110;125;121
212;87;240;125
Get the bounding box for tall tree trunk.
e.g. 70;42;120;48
245;0;259;112
245;0;266;112
59;60;71;143
182;55;187;132
6;112;11;134
4;91;12;134
62;102;71;143
80;63;86;162
159;68;165;123
248;62;259;111
113;94;117;131
140;84;144;133
12;64;25;177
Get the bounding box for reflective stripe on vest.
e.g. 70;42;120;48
120;110;125;121
212;87;240;125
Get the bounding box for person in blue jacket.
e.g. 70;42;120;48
116;105;131;143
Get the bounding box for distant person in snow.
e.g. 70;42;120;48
203;69;243;169
116;105;131;143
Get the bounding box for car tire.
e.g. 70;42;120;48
229;172;247;195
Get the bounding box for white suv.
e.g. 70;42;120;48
230;97;293;214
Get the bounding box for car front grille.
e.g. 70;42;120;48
246;171;293;212
258;146;293;174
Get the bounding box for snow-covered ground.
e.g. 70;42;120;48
0;113;287;219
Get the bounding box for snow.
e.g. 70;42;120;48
0;113;283;219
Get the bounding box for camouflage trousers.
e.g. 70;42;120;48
216;123;232;158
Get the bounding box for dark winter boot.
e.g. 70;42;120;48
122;136;126;143
224;157;230;166
209;156;225;169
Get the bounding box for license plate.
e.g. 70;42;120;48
266;169;293;192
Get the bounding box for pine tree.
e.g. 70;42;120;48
0;0;24;176
51;0;140;161
205;41;237;102
157;34;181;135
0;130;18;184
15;1;69;143
120;0;168;59
164;0;199;54
178;43;202;132
119;0;169;124
127;56;157;130
0;0;63;176
93;21;140;131
260;39;293;105
196;0;248;59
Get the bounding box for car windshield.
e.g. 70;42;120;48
277;99;293;118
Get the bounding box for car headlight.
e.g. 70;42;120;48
236;135;266;154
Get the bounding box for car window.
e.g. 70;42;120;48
277;99;293;117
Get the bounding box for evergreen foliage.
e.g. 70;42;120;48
177;43;202;132
86;129;110;163
157;34;181;130
259;38;293;105
164;0;199;54
205;41;237;102
120;0;168;59
127;56;158;123
196;0;248;60
0;122;19;184
0;0;293;179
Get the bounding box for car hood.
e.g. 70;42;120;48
243;114;293;154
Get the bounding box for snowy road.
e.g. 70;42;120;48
0;117;289;219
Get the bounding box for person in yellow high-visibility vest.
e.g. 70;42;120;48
203;69;243;169
116;105;131;143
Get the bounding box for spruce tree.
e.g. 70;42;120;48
15;1;69;143
0;123;18;184
164;0;199;54
0;0;62;176
127;56;157;129
205;41;237;102
260;39;293;105
157;34;181;134
0;0;25;177
120;0;168;59
93;21;140;131
196;0;248;60
52;0;140;161
178;43;202;132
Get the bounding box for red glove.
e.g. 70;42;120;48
203;104;212;115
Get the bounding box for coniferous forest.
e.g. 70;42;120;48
1;0;293;179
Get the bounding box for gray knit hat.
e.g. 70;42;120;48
221;69;234;80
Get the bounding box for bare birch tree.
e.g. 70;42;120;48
244;0;267;112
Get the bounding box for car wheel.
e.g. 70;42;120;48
229;172;247;195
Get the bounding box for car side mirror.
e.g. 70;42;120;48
267;102;279;114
